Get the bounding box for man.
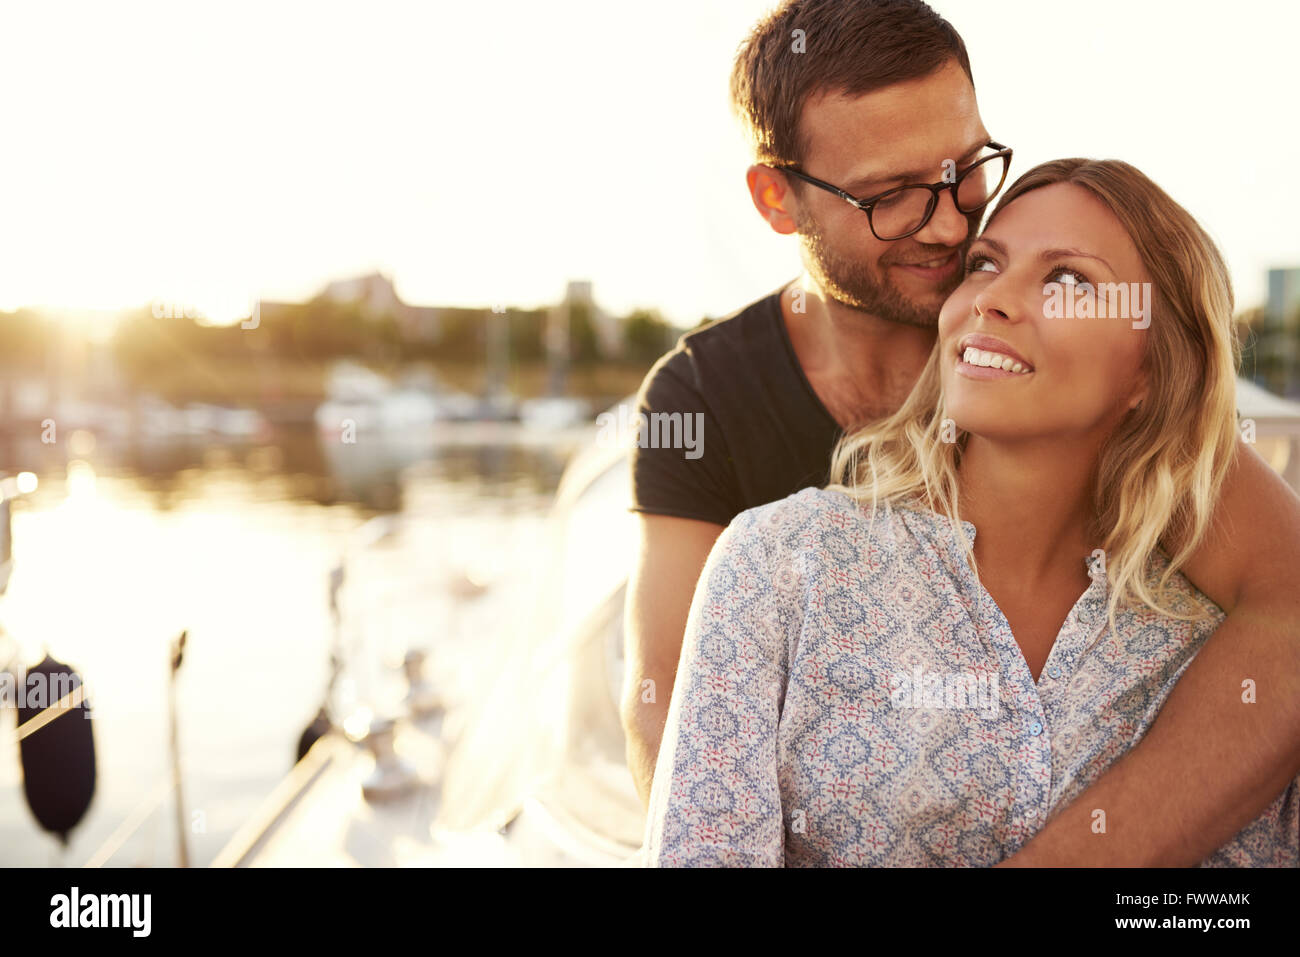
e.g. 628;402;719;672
622;0;1300;865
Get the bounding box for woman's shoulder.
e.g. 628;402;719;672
708;489;865;606
726;486;883;555
1134;550;1228;626
732;485;845;529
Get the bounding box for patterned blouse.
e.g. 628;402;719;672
643;486;1299;867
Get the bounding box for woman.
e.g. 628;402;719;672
643;158;1299;866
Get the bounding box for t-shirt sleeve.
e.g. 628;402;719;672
628;351;741;526
642;507;786;867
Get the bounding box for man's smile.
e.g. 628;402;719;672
890;250;960;281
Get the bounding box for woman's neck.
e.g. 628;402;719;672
956;436;1099;588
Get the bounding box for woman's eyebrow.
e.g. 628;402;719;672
973;238;1116;274
1041;247;1116;274
970;236;1005;256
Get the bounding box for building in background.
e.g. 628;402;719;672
561;281;621;360
1250;267;1300;397
277;271;445;343
268;273;629;360
1269;268;1300;331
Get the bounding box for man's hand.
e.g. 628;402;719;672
622;513;724;808
1004;444;1300;865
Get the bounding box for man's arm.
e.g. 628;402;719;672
621;513;724;809
1005;444;1300;865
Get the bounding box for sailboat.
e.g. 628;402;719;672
0;475;98;853
519;294;591;430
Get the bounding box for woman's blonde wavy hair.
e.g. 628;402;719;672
825;158;1241;625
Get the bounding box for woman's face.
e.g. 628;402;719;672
938;182;1152;445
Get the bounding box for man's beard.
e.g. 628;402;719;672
795;206;974;328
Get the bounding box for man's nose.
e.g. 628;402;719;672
911;187;969;248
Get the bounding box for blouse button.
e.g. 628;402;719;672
1048;666;1062;679
1029;721;1043;736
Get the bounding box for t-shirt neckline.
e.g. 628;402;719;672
769;280;842;434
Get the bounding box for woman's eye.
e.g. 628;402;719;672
965;255;997;275
1047;266;1090;287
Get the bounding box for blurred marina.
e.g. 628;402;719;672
3;330;1300;867
0;410;591;866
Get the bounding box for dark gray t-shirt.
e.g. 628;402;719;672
629;284;844;527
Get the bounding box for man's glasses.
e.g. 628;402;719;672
773;141;1013;242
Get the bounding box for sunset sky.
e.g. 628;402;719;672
1;0;1296;327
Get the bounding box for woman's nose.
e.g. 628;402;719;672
973;290;1012;323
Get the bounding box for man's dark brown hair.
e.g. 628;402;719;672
729;0;974;168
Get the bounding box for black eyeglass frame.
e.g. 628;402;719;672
773;140;1013;241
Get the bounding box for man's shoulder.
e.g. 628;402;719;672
639;286;788;398
678;286;787;352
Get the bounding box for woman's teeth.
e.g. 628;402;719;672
962;347;1030;374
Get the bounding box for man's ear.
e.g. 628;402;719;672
746;165;799;235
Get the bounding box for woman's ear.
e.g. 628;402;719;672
1128;371;1150;411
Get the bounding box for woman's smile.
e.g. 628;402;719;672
955;333;1035;379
